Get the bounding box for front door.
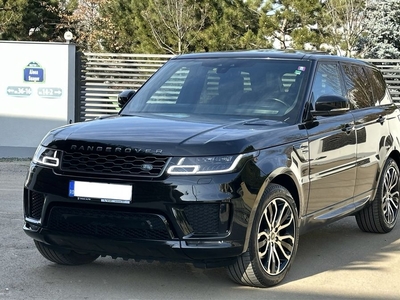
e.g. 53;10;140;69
305;62;357;217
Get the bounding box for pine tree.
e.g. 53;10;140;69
0;0;62;41
197;0;264;52
100;0;157;53
358;0;400;58
258;0;323;50
100;0;265;53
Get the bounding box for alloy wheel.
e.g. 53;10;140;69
382;165;400;225
257;197;296;275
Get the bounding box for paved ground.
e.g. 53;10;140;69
1;159;400;300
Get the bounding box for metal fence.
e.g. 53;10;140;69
76;53;173;121
76;53;400;121
365;59;400;103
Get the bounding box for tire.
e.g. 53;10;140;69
227;183;299;287
34;240;100;265
356;158;400;233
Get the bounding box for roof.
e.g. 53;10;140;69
173;49;372;66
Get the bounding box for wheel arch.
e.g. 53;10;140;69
370;149;400;202
388;149;400;170
270;174;300;215
242;170;302;252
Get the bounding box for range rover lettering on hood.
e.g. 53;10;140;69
70;145;163;155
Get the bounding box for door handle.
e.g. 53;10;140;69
341;124;353;134
377;115;385;124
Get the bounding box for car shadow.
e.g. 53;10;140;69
284;216;400;283
22;216;400;300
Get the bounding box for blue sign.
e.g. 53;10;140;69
23;62;44;83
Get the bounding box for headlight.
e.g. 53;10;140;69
167;152;258;175
32;145;60;167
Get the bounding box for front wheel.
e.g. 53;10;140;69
227;184;299;287
356;158;400;233
34;241;100;265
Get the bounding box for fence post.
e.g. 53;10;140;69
74;51;83;122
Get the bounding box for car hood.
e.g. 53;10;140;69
42;114;299;156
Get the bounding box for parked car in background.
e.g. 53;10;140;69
24;50;400;287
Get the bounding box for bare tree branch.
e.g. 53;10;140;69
143;0;208;54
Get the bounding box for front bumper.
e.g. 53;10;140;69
23;163;256;266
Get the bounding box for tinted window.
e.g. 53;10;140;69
341;63;373;109
198;69;252;104
148;67;190;104
122;58;310;122
364;67;390;105
311;63;345;106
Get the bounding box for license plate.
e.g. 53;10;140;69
69;181;132;204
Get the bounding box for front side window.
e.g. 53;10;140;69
310;62;345;107
121;58;310;123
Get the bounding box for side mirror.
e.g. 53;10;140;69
312;95;349;116
118;90;136;108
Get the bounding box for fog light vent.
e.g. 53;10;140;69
30;191;45;220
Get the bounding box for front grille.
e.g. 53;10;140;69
29;191;45;220
61;152;169;177
47;206;172;240
184;204;220;233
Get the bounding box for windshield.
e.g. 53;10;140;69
121;58;310;123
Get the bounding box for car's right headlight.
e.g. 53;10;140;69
32;145;61;167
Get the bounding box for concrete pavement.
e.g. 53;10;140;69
1;159;399;300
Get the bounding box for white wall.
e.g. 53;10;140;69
0;41;76;158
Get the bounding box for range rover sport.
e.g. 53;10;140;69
23;50;400;287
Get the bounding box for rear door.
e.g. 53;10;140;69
341;63;397;206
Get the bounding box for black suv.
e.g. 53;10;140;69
24;50;400;287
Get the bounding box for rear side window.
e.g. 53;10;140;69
364;67;390;105
341;63;374;109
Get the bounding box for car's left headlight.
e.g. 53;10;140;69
167;152;258;175
32;145;61;167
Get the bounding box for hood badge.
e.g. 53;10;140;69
70;145;163;155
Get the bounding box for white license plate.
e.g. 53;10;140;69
69;181;132;204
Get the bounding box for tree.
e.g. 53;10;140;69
51;0;115;51
258;0;324;50
0;0;62;41
197;0;265;51
101;0;265;53
99;0;156;53
323;0;367;57
358;0;400;59
142;0;209;54
0;0;21;37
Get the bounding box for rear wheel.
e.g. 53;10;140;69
356;158;400;233
34;240;100;265
227;184;299;287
